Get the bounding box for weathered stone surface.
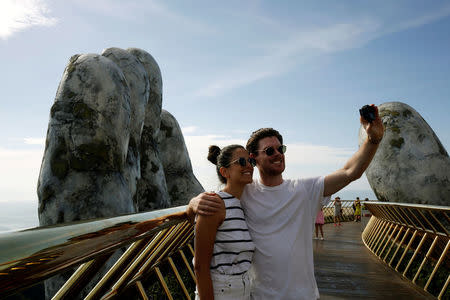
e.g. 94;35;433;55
159;110;204;206
127;48;162;140
38;53;134;224
128;48;171;211
37;48;204;298
102;47;149;205
37;53;135;299
359;101;450;205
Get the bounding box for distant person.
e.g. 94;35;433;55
187;105;384;299
354;197;362;222
333;196;342;226
314;206;325;240
193;144;256;299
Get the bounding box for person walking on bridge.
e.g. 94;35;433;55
187;105;384;299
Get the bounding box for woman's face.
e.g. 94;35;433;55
225;148;254;185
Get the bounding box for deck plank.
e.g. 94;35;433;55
313;220;434;299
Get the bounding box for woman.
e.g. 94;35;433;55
314;206;325;240
194;144;256;300
354;197;361;222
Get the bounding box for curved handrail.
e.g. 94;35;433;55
0;205;193;299
362;201;449;299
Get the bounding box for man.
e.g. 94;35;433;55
187;105;384;299
333;196;342;226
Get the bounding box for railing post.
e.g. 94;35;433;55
389;227;410;267
424;239;450;292
383;226;402;262
402;233;428;277
413;235;439;284
395;230;418;272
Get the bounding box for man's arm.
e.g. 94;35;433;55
324;105;384;197
186;192;225;224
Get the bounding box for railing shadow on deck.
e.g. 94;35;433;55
0;206;195;299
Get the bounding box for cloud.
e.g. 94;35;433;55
194;19;380;97
24;137;45;145
0;147;44;203
0;0;57;39
181;126;198;135
72;0;214;34
385;4;450;35
194;5;450;98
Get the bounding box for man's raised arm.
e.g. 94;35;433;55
324;105;384;197
186;192;225;223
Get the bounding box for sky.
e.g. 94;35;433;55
0;0;449;232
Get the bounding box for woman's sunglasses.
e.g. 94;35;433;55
256;145;287;156
228;157;256;167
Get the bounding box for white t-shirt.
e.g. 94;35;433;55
241;177;330;300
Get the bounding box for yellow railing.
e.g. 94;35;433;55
0;206;195;299
362;202;449;299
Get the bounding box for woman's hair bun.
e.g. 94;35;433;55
207;145;221;165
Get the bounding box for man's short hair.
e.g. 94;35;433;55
246;128;283;155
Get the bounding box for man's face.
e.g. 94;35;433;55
253;136;285;176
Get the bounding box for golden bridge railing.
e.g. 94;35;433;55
362;202;449;299
0;205;195;299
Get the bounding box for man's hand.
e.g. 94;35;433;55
361;104;384;144
324;104;385;197
186;192;225;223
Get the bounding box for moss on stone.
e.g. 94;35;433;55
50;102;61;118
149;90;162;114
50;138;69;179
380;109;400;119
151;161;160;173
70;142;112;171
64;89;77;100
160;121;173;138
66;54;80;77
52;160;69;179
40;186;55;210
389;126;401;134
402;109;412;118
73;102;96;120
169;184;179;200
390;137;404;149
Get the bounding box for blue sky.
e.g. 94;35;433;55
1;0;449;231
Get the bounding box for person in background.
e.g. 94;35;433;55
354;197;362;222
194;144;256;300
333;196;342;226
314;205;325;240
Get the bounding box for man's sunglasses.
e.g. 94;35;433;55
256;145;287;156
228;157;256;167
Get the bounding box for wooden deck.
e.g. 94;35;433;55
313;219;434;299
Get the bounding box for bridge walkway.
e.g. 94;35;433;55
313;220;433;299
